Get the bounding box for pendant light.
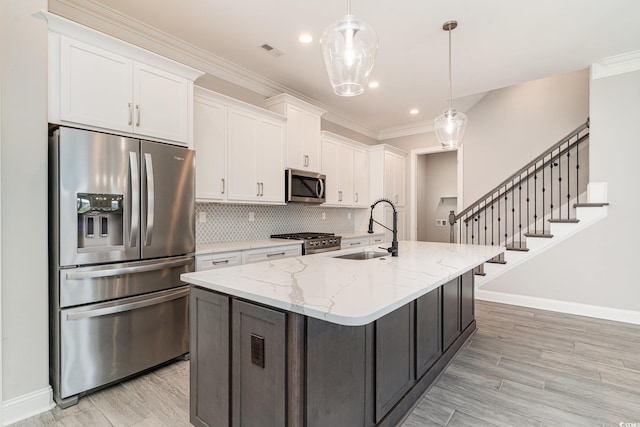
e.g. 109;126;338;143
434;20;467;149
319;0;378;96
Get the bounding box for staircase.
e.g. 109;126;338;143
450;119;609;285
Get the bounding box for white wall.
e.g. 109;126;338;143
0;0;51;414
479;68;640;316
463;69;590;204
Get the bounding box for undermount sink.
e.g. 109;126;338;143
332;251;389;260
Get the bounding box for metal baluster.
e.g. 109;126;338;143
576;137;580;204
550;151;554;220
534;164;538;234
511;179;515;248
567;144;571;218
504;186;508;247
558;145;562;219
518;177;522;248
491;195;495;246
465;214;469;245
484;200;488;245
542;158;546;229
497;188;501;247
526;168;530;235
471;209;475;245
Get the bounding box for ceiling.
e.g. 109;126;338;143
77;0;640;138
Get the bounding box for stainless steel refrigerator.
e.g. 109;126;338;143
49;126;196;408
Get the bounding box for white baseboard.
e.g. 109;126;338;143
476;289;640;325
2;386;54;426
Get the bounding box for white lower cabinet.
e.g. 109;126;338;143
196;252;242;271
242;245;302;265
340;234;385;249
196;244;302;272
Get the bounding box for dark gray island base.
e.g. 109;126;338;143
189;270;475;427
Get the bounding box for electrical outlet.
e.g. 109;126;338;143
436;219;447;226
248;212;255;222
322;212;326;220
198;212;207;223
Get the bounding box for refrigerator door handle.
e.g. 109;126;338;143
129;151;140;247
66;287;189;321
144;153;155;246
65;257;193;280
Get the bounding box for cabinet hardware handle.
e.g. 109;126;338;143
355;192;359;203
338;190;343;201
260;182;264;196
221;178;225;194
304;155;309;167
212;259;229;265
136;105;141;126
128;103;133;126
257;182;261;196
350;242;361;246
395;194;398;204
267;252;285;257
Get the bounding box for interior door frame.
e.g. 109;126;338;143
409;144;463;241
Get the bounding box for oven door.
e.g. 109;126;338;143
286;169;325;203
58;286;189;400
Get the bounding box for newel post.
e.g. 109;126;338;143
448;210;456;243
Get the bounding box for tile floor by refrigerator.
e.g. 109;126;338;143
10;300;640;426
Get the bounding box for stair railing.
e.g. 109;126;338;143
449;119;590;257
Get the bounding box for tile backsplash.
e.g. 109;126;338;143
196;203;356;244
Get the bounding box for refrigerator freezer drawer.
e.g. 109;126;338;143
58;286;189;400
59;256;194;307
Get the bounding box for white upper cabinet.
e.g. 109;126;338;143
226;108;285;204
321;132;370;208
45;12;203;145
193;87;286;205
265;94;325;172
194;92;226;201
353;146;370;208
369;145;407;208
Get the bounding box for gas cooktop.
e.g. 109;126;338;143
270;232;341;254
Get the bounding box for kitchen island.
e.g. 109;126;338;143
181;241;504;427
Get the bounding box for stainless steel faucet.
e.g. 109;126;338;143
367;198;398;257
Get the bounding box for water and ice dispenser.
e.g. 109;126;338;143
77;193;124;251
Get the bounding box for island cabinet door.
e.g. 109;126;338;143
190;288;229;427
375;302;415;422
442;278;462;351
232;300;286;427
305;319;368;427
415;288;442;379
460;270;475;330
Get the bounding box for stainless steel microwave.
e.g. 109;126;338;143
285;169;326;203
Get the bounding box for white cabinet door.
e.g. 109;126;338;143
353;147;369;207
227;109;259;202
133;62;189;144
384;207;405;242
383;151;406;207
257;119;285;203
60;36;132;134
322;138;340;205
302;110;322;172
284;105;305;170
194;98;226;200
337;143;354;205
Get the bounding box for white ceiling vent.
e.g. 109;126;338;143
259;43;286;58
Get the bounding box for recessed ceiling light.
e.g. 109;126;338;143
410;108;419;115
368;81;380;89
298;34;313;44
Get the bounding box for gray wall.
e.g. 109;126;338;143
1;0;50;402
416;152;457;242
480;69;640;312
463;69;590;204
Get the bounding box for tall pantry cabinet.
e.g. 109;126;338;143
369;145;407;241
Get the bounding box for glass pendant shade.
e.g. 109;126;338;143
434;20;466;149
434;108;467;149
320;14;378;96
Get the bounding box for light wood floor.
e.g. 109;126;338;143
10;300;640;426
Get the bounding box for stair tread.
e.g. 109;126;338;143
548;218;580;223
474;271;487;276
524;232;554;238
506;244;529;252
574;202;609;208
486;259;507;264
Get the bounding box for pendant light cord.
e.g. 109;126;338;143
347;0;351;15
447;27;452;112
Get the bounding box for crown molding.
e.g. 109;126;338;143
591;50;640;80
377;121;435;141
47;0;380;139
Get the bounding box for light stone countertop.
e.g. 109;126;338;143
196;238;303;255
183;241;504;326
